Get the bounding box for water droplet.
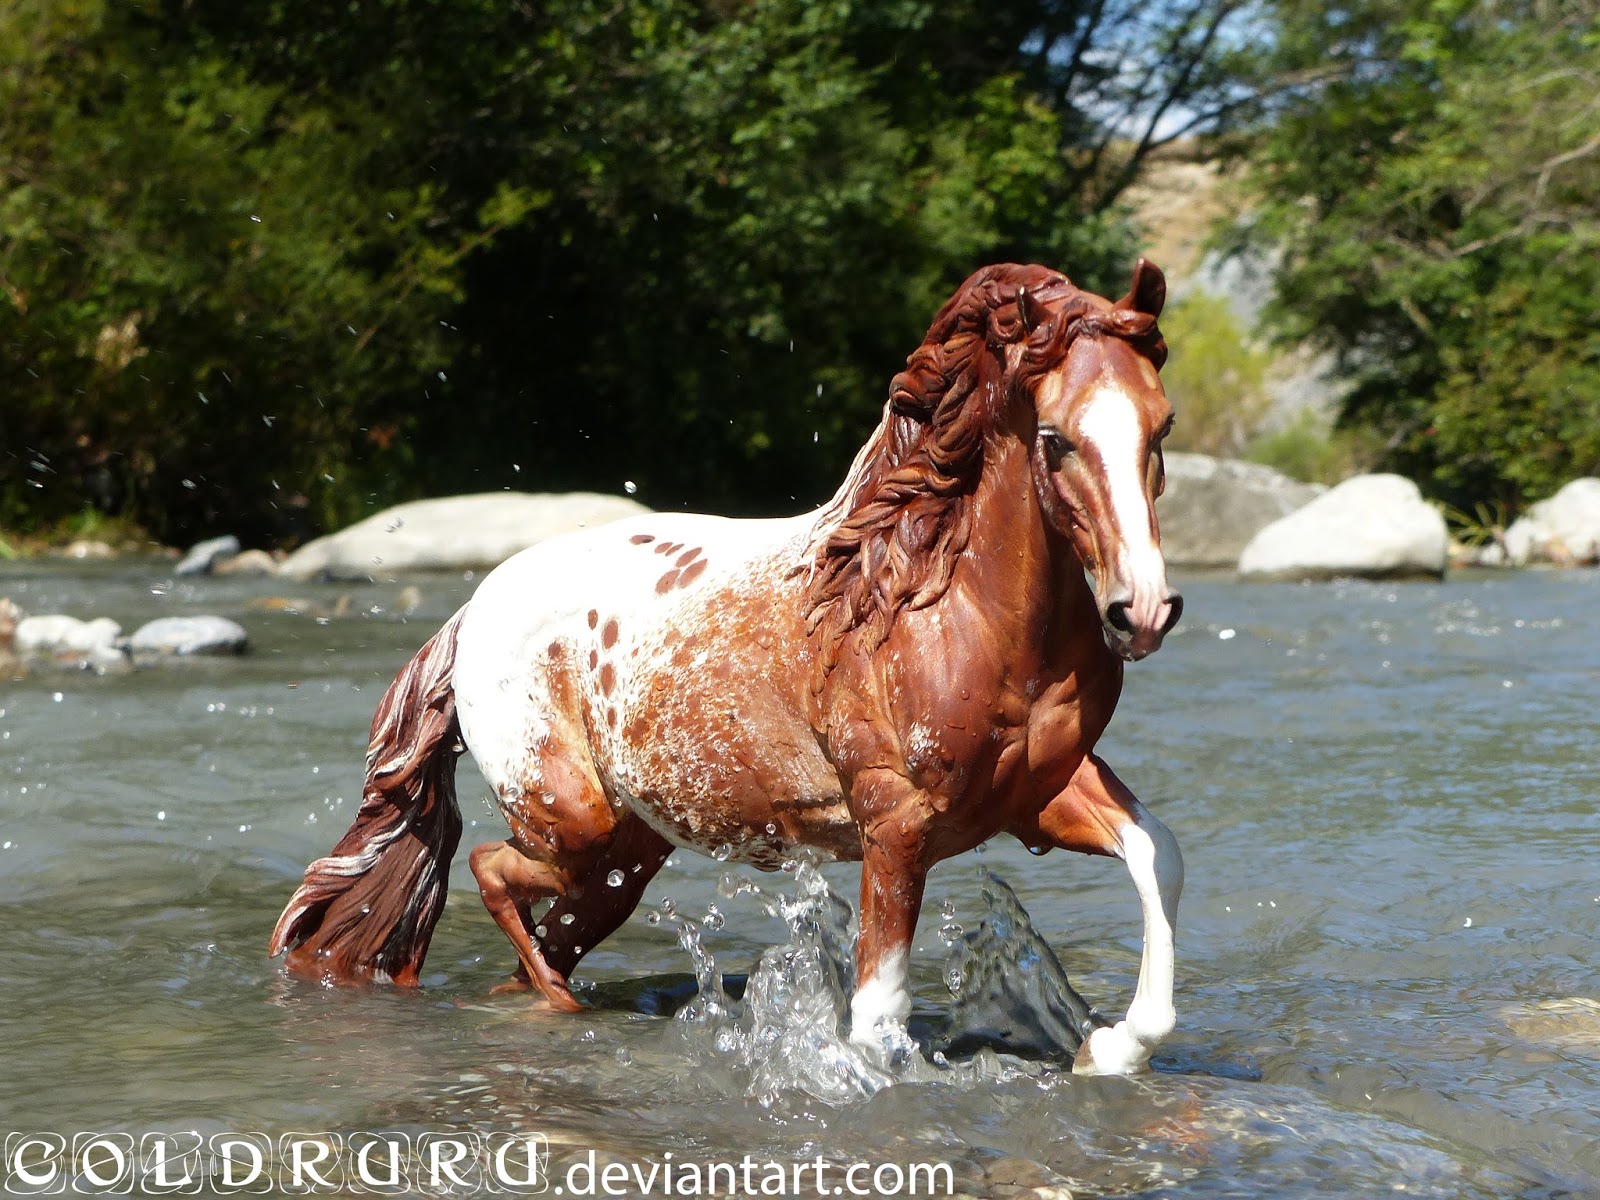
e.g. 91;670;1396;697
702;905;725;931
938;921;964;943
623;480;638;495
607;869;625;887
940;898;956;919
765;822;777;834
615;1048;632;1065
659;898;677;917
646;910;661;925
713;843;733;861
580;1029;595;1043
559;913;575;925
1026;843;1050;856
534;924;548;938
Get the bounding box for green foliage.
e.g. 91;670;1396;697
1159;292;1272;458
1;0;1262;542
1246;409;1378;485
1241;0;1600;509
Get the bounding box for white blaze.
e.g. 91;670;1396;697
1076;386;1169;630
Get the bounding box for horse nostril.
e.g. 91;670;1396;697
1160;593;1184;634
1105;600;1133;633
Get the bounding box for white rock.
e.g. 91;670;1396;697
1503;478;1600;566
16;614;123;656
1159;453;1323;568
126;615;248;657
1238;474;1448;581
176;534;242;575
277;492;650;582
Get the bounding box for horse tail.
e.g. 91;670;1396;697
269;607;468;986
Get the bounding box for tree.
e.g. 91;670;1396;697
1;0;1262;542
1240;0;1600;508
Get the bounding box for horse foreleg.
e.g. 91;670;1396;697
468;841;586;1012
1022;753;1184;1075
849;782;929;1048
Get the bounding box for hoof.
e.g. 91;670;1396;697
1072;1024;1151;1076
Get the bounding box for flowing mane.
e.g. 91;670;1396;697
803;262;1166;676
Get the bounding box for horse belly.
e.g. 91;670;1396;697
609;623;858;868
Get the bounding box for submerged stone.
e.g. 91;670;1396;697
126;615;249;657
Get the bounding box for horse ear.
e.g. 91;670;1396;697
1117;257;1166;318
1017;285;1052;334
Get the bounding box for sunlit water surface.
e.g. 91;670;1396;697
1;560;1596;1197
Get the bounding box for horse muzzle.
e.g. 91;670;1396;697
1101;590;1183;661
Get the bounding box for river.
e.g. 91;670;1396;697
1;559;1595;1197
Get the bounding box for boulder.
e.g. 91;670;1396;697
277;492;649;582
176;534;242;576
125;615;248;658
1158;453;1323;568
1503;478;1600;566
15;614;123;657
1238;474;1449;581
213;548;279;577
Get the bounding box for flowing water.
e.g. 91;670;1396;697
1;559;1596;1197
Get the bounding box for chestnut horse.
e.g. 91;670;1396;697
271;260;1185;1075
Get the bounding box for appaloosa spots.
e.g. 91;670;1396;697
587;609;599;629
629;534;655;545
602;618;620;649
588;649;599;670
675;547;702;568
600;663;616;696
679;559;708;588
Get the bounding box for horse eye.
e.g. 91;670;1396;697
1039;426;1075;458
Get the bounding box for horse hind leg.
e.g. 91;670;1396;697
1018;753;1184;1075
470;745;622;1011
469;840;586;1010
533;814;674;983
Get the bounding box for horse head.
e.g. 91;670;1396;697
1021;259;1182;660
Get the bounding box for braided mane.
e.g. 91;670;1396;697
804;262;1164;677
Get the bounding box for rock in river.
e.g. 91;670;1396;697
1159;453;1323;568
16;614;123;657
175;534;242;576
1238;474;1449;581
277;491;649;581
1503;478;1600;566
126;615;248;658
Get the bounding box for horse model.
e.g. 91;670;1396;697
271;260;1186;1075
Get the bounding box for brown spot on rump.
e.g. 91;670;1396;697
655;571;680;594
630;534;655;545
587;609;599;629
653;542;673;555
602;618;619;649
606;707;617;728
588;649;598;670
679;559;708;588
675;547;701;568
547;640;563;660
600;663;616;695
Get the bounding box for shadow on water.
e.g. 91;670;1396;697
2;560;1598;1196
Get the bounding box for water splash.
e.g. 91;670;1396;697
666;861;1097;1105
942;870;1104;1060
